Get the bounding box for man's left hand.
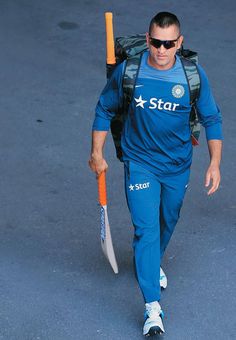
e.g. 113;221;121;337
205;164;221;195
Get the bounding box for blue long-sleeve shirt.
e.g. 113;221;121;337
93;51;222;175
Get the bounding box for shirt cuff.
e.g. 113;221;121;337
92;117;110;131
205;123;223;140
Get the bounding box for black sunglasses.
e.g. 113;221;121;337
149;36;180;49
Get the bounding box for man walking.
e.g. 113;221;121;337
89;12;222;336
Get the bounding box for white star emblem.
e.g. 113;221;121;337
134;95;147;108
129;184;134;191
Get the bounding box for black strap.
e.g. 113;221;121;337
122;53;143;114
180;57;201;105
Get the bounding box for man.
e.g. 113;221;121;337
89;12;222;336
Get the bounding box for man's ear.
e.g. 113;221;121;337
146;32;150;48
177;35;184;49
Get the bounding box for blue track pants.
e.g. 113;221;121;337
124;161;190;303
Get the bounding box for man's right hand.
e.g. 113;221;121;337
88;154;108;176
89;131;108;176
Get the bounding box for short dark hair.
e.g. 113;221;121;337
149;12;181;34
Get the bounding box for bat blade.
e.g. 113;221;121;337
100;205;118;274
98;172;118;274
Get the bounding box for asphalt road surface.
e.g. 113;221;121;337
0;1;235;339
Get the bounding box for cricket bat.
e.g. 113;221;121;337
95;13;118;273
98;172;118;274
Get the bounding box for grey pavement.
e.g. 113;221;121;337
0;1;235;339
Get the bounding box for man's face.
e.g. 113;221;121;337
146;24;183;70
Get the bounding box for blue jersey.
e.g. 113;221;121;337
93;51;222;175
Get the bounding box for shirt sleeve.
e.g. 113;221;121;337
92;62;124;131
196;65;223;140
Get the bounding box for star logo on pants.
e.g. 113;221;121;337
134;95;147;108
129;184;134;191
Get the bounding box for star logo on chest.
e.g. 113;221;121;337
134;95;147;109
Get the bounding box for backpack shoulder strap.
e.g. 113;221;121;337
180;56;201;145
180;57;201;105
110;53;143;161
122;53;143;113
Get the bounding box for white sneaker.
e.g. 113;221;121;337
143;301;165;336
160;267;167;289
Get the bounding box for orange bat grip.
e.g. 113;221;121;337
98;171;107;206
105;12;116;65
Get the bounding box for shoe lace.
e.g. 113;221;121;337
145;302;163;319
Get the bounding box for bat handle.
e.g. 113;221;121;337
98;171;107;206
105;12;116;65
